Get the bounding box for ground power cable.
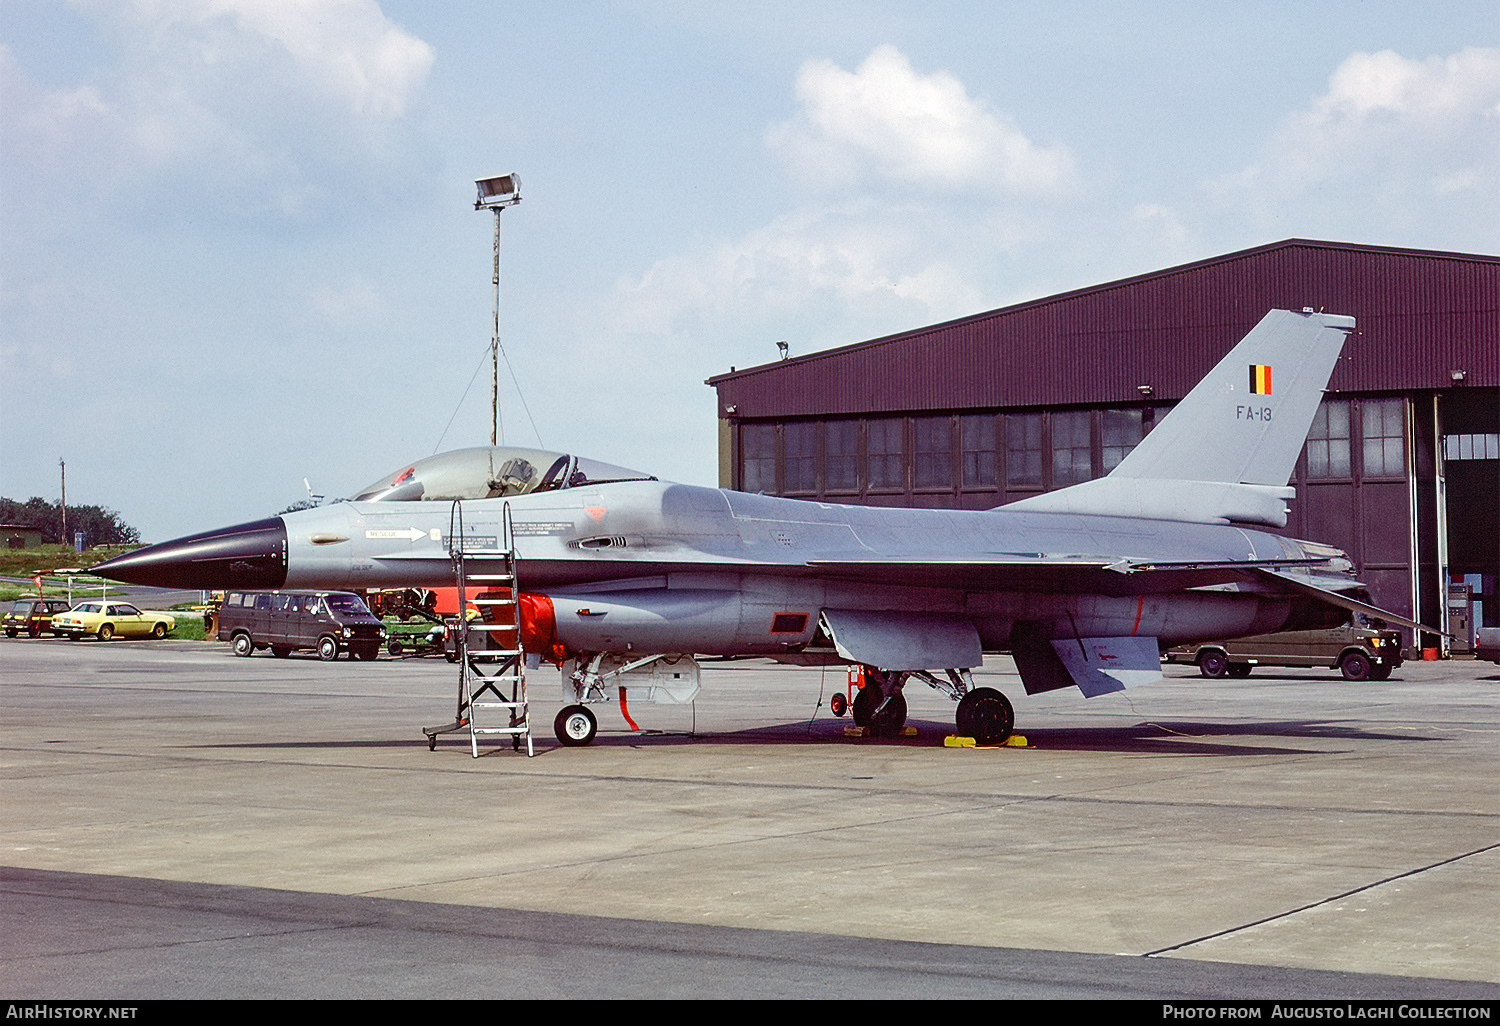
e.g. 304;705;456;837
1142;841;1500;957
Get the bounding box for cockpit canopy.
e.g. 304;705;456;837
350;446;656;502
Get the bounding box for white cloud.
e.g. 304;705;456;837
1215;47;1500;241
96;0;435;118
612;201;988;342
309;275;388;327
607;45;1088;352
767;45;1077;195
4;1;435;219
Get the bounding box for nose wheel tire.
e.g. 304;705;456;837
956;687;1015;744
828;691;848;717
555;705;598;747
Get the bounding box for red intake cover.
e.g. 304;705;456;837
518;592;567;666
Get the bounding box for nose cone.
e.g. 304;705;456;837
92;517;288;590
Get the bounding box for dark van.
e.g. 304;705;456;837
219;591;386;661
1164;615;1404;681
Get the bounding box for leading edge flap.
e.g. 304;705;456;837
820;609;982;671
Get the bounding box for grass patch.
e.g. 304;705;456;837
0;544;135;579
169;616;210;642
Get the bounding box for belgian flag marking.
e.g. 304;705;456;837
1249;364;1273;395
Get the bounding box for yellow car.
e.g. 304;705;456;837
51;601;176;641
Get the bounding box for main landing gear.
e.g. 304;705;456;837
955;687;1014;744
847;666;1016;745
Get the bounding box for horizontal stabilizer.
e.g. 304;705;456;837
1009;478;1296;527
1253;568;1437;636
1009;622;1162;697
820;609;982;671
1050;636;1163;697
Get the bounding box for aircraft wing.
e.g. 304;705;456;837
1250;567;1436;636
798;554;1331;595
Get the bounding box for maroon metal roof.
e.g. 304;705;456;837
707;239;1500;418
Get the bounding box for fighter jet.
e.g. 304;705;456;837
96;310;1425;746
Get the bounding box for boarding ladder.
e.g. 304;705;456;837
422;500;533;757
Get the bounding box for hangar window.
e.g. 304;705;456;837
825;421;859;493
1361;399;1406;478
1307;401;1352;480
784;422;818;494
914;417;954;490
1051;411;1093;487
1444;433;1500;460
741;424;777;493
1102;409;1146;473
867;419;906;491
1005;414;1043;488
961;415;997;488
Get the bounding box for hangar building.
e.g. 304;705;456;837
707;239;1499;649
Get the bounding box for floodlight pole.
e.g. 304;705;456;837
474;174;521;447
489;207;501;446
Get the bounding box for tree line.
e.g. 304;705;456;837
0;497;141;547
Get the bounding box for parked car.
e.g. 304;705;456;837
50;601;176;640
1476;627;1500;665
1164;616;1404;681
4;598;75;637
218;590;386;661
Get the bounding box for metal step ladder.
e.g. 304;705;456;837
423;500;533;757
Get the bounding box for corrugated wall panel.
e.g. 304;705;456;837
709;240;1499;419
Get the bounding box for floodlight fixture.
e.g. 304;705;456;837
777;340;790;361
475;174;521;210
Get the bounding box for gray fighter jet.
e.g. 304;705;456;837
96;310;1425;746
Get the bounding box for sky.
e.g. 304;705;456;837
2;0;1497;542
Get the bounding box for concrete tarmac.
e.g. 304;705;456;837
2;637;1496;999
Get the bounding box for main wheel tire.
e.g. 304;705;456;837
956;687;1015;744
867;692;908;739
388;641;403;656
98;624;114;641
317;636;339;662
1340;651;1372;682
151;622;167;640
1227;663;1252;678
851;684;880;727
1197;650;1229;678
232;633;254;657
554;705;597;746
829;691;848;717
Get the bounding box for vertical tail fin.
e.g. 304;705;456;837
1110;309;1354;486
1007;310;1354;527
